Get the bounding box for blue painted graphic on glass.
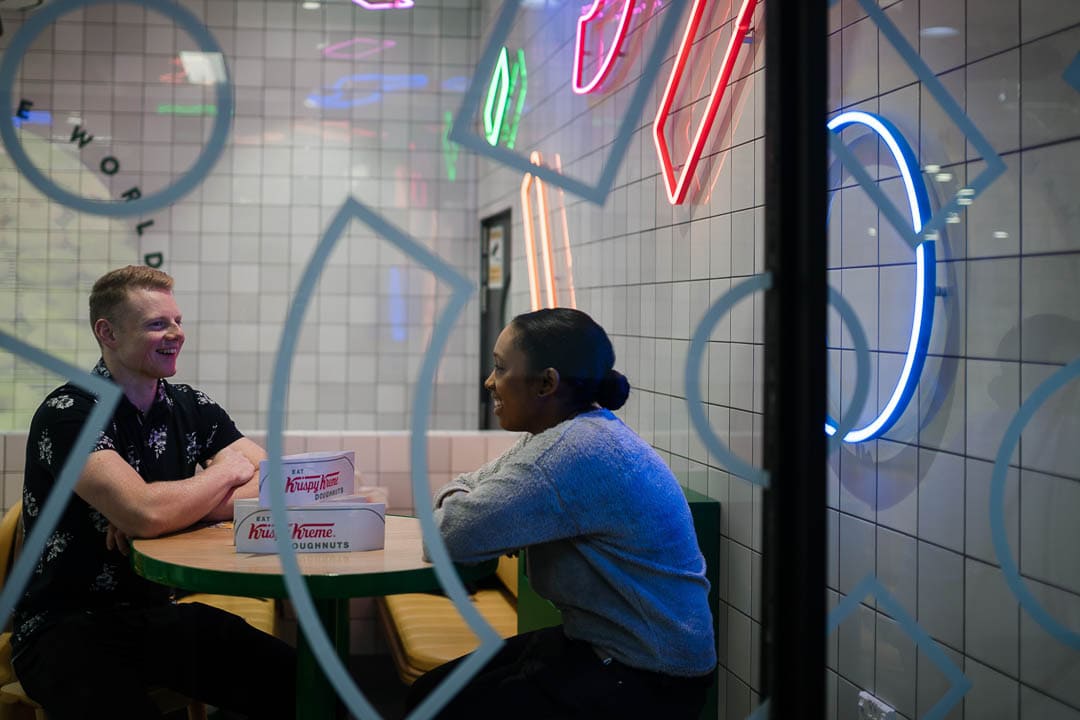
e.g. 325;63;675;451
1064;51;1080;95
0;0;234;217
845;0;1005;244
685;276;871;488
825;111;935;443
829;574;971;719
0;331;122;630
991;357;1080;650
448;0;690;206
264;197;496;719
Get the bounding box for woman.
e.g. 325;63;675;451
409;308;715;718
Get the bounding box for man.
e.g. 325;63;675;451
12;266;295;719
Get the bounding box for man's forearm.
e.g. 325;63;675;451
202;473;258;522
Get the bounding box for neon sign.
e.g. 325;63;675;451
159;57;186;84
442;111;460;181
824;111;936;443
520;151;576;311
321;38;395;60
305;73;427;109
351;0;413;8
653;0;757;205
572;0;635;94
12;110;50;127
156;104;216;116
483;47;527;149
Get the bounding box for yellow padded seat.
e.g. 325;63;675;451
177;594;277;637
377;556;520;685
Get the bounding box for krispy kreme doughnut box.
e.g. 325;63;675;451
233;496;386;554
258;451;355;507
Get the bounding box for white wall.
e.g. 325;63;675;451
0;0;483;432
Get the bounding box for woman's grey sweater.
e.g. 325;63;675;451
433;408;717;677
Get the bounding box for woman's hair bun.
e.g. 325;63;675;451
595;369;630;411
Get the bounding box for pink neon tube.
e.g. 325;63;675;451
572;0;636;94
351;0;414;9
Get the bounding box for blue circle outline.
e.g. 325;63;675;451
991;357;1080;650
685;274;872;488
0;0;234;217
824;111;936;443
263;197;496;718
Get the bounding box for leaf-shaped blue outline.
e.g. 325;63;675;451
990;356;1080;650
827;0;1006;248
829;573;971;719
264;197;499;719
0;331;121;627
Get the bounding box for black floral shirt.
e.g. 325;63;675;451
12;359;243;653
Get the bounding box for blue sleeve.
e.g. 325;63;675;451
433;461;582;563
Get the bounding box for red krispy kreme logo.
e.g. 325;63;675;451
291;523;335;540
284;471;342;494
248;523;275;540
246;522;336;540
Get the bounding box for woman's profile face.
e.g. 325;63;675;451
484;324;543;433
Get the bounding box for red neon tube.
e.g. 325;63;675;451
653;0;757;205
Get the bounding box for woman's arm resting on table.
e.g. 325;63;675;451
433;463;580;563
76;447;255;539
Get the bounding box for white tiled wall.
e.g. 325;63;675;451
470;0;1079;718
0;0;483;432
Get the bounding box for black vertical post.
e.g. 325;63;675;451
762;0;827;716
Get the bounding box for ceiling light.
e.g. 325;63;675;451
301;1;321;8
920;26;959;38
179;51;227;85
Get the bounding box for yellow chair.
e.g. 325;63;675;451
0;501;278;719
376;555;520;685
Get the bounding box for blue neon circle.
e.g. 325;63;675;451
991;357;1080;650
0;0;234;217
824;111;936;443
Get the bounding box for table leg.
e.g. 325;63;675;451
296;598;350;720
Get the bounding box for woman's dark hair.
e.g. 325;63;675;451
510;308;630;410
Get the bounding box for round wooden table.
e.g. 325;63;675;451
131;515;494;720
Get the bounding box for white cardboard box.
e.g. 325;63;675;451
233;496;386;554
258;451;355;507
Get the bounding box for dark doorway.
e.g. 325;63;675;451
479;209;511;429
